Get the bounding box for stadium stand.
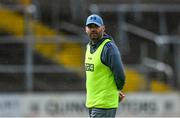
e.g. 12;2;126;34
0;0;179;92
0;2;85;91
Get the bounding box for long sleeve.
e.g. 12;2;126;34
101;41;125;90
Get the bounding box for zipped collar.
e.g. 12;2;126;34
89;33;112;53
89;33;112;46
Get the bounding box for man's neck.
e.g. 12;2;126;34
91;39;98;45
90;34;104;45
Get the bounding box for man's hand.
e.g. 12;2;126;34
119;91;125;102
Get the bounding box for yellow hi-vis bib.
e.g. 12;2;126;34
85;39;119;108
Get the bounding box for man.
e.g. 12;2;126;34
84;14;126;118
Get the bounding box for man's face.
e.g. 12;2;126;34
85;24;105;41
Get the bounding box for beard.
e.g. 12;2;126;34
89;32;102;40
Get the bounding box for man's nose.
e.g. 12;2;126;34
90;27;97;31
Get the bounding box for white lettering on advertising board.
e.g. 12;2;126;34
0;93;179;117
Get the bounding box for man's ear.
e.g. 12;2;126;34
102;25;105;32
85;26;88;33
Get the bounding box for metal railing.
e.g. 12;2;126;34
0;36;85;91
89;3;180;88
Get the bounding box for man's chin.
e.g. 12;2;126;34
91;37;99;41
90;35;99;39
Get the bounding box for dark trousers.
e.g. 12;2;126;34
89;108;117;118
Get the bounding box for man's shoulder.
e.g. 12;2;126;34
104;40;117;49
103;39;120;57
105;41;113;48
